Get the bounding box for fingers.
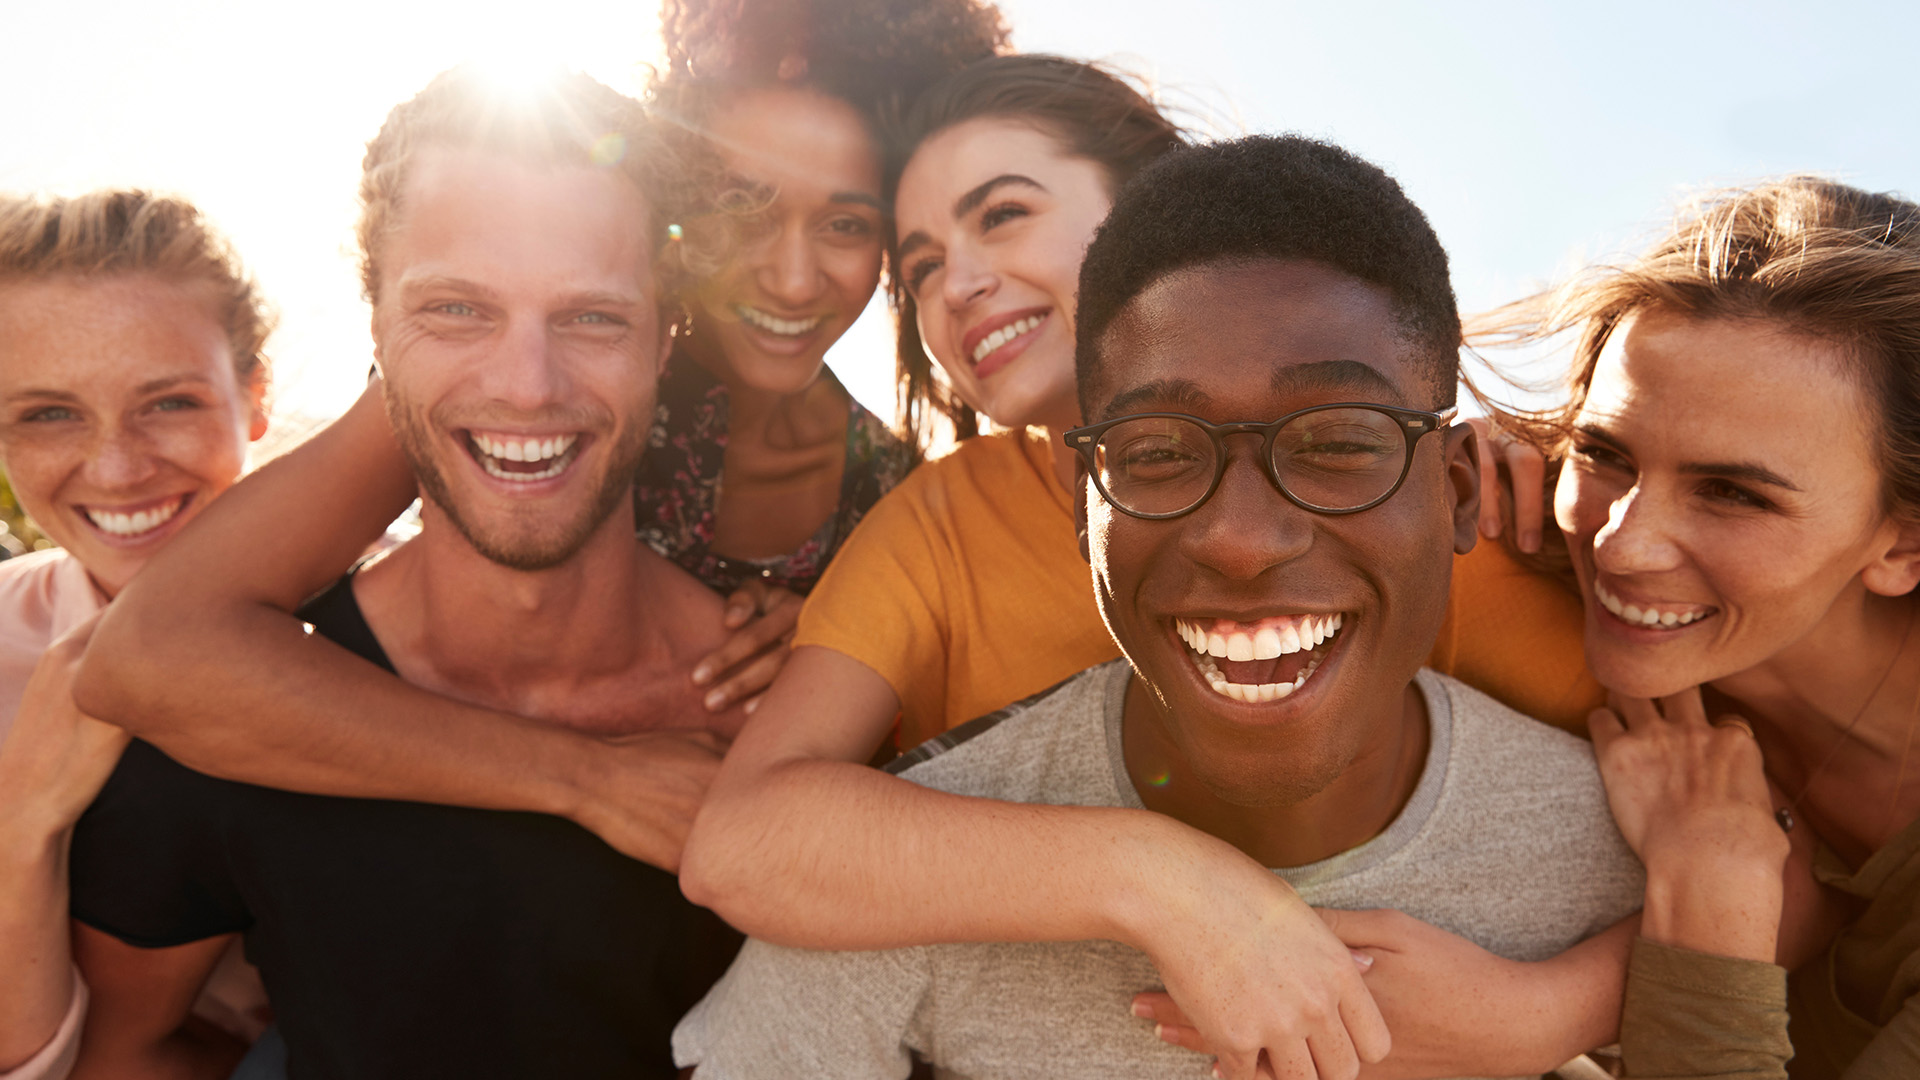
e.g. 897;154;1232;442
702;643;790;712
1604;691;1663;732
1587;706;1625;752
1471;419;1504;541
1307;1025;1361;1080
1150;1021;1209;1053
692;596;801;692
1658;686;1710;728
1338;972;1391;1066
721;582;769;631
1502;441;1546;553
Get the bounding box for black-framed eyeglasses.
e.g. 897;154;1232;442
1064;403;1457;520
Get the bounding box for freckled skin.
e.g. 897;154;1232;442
1077;258;1480;867
1556;309;1911;699
0;275;265;595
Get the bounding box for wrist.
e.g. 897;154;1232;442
1105;813;1280;955
1642;855;1784;963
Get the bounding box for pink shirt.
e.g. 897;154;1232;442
0;549;106;742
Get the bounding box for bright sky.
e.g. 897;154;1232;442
5;0;1915;427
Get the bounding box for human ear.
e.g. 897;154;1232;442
1862;517;1920;597
248;377;270;442
1444;419;1482;556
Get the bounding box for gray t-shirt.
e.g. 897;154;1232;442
675;662;1645;1080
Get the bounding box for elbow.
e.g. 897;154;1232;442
677;792;768;931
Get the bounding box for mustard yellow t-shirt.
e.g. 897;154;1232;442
795;428;1120;750
798;426;1602;748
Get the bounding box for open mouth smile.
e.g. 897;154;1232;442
1594;580;1715;630
81;494;189;540
734;304;827;338
1174;613;1346;704
466;431;583;483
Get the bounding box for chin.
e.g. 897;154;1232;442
1584;644;1709;701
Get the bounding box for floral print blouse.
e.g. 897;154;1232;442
633;347;916;596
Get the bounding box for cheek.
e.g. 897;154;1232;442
154;414;252;489
822;244;882;302
0;440;76;515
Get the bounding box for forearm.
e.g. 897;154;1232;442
687;751;1264;952
0;824;76;1072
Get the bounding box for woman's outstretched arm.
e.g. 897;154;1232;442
71;382;721;871
680;645;1390;1080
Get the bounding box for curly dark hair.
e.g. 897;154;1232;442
1075;134;1461;413
654;0;1008;132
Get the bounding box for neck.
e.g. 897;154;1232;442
357;501;681;707
1123;677;1430;868
1712;586;1920;759
683;330;845;452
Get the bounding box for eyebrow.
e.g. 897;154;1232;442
1576;424;1802;492
396;275;503;302
830;191;886;211
1098;361;1407;421
1100;379;1212;420
3;374;215;407
898;174;1048;263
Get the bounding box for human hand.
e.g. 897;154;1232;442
691;581;801;714
571;729;730;873
1590;689;1788;960
1136;908;1603;1080
1465;416;1546;553
0;617;130;836
1136;874;1389;1080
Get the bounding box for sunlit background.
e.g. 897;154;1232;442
4;0;1916;438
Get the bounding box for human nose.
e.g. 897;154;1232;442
939;240;996;311
480;315;567;412
82;422;160;492
755;222;825;308
1179;437;1312;581
1591;484;1685;576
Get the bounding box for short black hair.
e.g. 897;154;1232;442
1075;134;1460;411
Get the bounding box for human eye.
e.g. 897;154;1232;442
1698;478;1773;512
903;256;943;297
1282;413;1399;471
20;405;77;423
979;202;1029;233
1569;439;1631;471
150;395;201;413
430;301;478;317
824;214;876;240
1109;429;1208;482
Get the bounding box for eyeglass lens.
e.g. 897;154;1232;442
1091;409;1411;516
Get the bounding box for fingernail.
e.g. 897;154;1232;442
1154;1024;1174;1043
1131;1001;1152;1019
691;665;712;685
1212;1066;1223;1080
1483;518;1501;539
1520;530;1540;553
704;689;726;710
743;698;759;715
1351;950;1374;970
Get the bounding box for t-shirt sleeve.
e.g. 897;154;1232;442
68;740;250;947
795;472;953;740
673;938;932;1080
1620;937;1791;1080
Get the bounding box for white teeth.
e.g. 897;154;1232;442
1594;581;1711;629
477;454;569;482
86;497;183;537
971;314;1046;363
470;432;580;482
736;305;825;337
1252;627;1282;660
1173;613;1344;703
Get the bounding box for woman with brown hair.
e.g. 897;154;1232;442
1468;176;1920;1078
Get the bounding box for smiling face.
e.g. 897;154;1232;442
684;87;883;394
373;148;665;571
895;117;1114;431
1556;308;1915;697
1081;258;1476;805
0;274;265;596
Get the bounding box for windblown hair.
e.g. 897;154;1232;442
0;189;274;391
890;55;1188;451
1074;134;1459;413
1471;176;1920;525
357;65;713;306
654;0;1008;133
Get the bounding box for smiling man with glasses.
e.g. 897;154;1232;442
675;135;1644;1080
